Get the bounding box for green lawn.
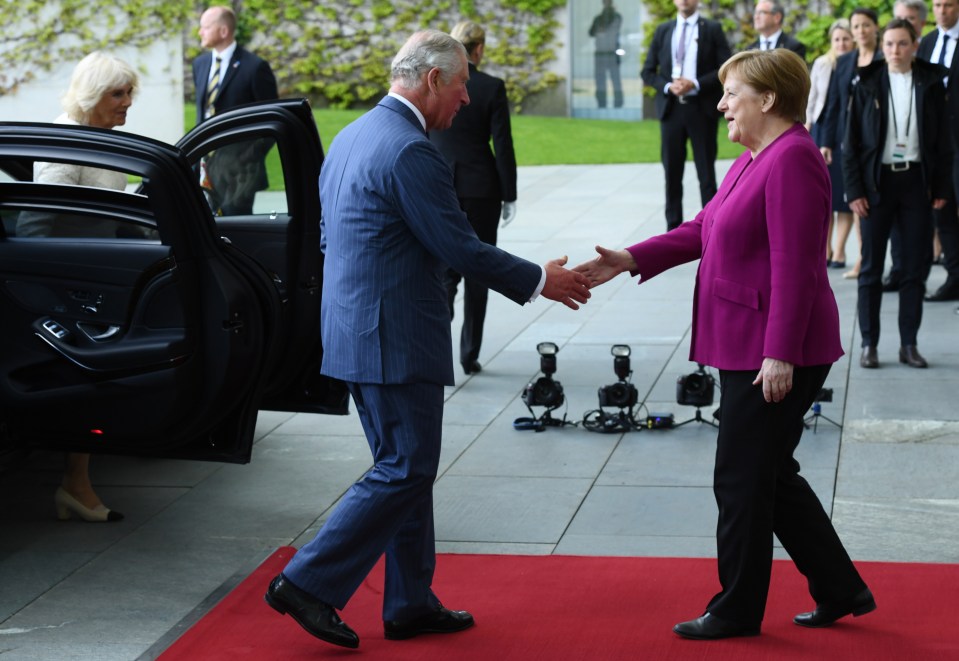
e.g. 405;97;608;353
185;106;745;189
311;109;746;165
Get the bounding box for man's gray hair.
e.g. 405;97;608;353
391;30;467;89
894;0;928;23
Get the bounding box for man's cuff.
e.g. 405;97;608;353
528;266;547;302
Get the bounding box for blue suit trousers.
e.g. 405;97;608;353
281;381;444;621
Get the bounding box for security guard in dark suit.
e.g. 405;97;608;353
430;21;518;375
192;5;278;215
641;0;731;230
917;0;959;301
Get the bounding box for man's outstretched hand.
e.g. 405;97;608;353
572;246;637;288
541;256;591;310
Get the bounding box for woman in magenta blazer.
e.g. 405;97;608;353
575;49;874;640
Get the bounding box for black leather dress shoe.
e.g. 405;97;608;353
264;574;359;648
860;346;879;369
673;613;760;640
384;606;475;640
899;345;928;368
462;360;482;375
881;274;901;292
925;279;959;301
794;588;876;628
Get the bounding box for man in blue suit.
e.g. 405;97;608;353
264;30;591;649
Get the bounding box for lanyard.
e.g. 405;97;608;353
888;73;914;144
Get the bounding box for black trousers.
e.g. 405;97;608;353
706;365;867;626
660;100;719;230
858;166;934;348
445;197;501;367
931;155;959;281
888;155;959;281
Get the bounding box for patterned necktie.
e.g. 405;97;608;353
676;21;689;67
939;34;950;66
205;56;222;119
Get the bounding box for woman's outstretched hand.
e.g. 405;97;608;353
572;245;637;288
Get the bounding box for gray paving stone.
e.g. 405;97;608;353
3;161;956;659
434;475;593;544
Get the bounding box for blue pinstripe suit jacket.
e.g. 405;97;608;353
319;95;542;386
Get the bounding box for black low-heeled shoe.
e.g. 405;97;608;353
673;613;760;640
899;345;928;368
385;606;474;640
860;346;879;369
793;588;876;628
265;574;359;648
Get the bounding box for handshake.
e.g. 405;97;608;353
540;246;638;310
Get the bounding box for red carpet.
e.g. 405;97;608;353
158;548;958;660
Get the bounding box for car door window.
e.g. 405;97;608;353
1;157;158;240
197;135;287;217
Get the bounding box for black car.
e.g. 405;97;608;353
0;99;348;464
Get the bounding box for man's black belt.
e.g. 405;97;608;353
881;161;920;172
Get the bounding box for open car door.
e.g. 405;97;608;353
0;123;281;462
175;99;348;416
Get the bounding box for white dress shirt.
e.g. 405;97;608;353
882;70;920;165
668;13;701;95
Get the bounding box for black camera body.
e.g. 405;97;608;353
815;387;833;402
523;375;565;409
676;371;715;407
598;381;638;409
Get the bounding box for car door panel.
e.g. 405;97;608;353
0;125;276;462
177;100;348;415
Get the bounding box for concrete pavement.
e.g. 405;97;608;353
2;161;958;661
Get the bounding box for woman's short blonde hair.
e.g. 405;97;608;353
719;49;810;123
450;21;485;57
61;52;139;125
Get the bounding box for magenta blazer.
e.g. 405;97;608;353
626;123;844;371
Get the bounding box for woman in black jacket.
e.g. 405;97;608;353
818;7;882;279
842;18;953;370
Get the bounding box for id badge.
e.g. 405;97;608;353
892;142;907;161
671;64;683;80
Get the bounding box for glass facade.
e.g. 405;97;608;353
570;0;646;120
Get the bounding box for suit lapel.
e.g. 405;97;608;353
694;18;706;67
879;69;890;144
196;52;212;104
217;49;242;99
664;22;676;69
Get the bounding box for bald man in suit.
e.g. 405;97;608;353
192;5;277;215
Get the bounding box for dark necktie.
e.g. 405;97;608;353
763;39;772;51
939;34;950;66
205;56;222;119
